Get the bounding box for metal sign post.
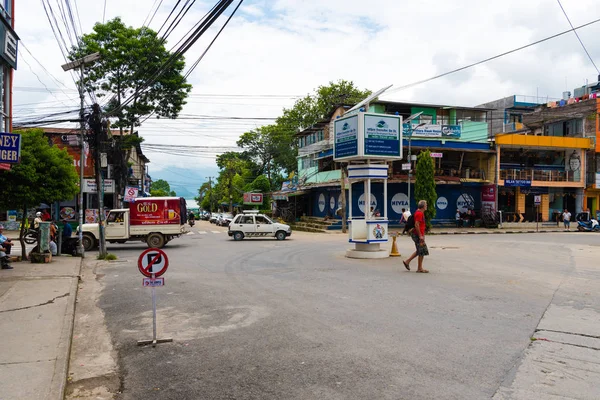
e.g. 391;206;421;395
137;248;173;347
534;195;541;232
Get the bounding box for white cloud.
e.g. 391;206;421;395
13;0;600;178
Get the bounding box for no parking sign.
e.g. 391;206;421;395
138;248;169;278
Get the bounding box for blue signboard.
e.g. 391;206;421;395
363;114;401;157
0;132;21;163
504;179;531;187
334;115;359;159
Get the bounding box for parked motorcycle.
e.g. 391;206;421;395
577;219;600;232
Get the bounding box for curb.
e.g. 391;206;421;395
48;257;83;400
432;230;569;235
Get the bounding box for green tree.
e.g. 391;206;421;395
195;182;211;209
70;18;191;195
150;179;176;197
414;150;437;232
0;129;79;258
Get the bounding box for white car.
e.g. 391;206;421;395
228;211;292;241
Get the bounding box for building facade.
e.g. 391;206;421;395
0;0;17;172
292;100;497;223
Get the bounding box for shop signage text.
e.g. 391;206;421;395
504;179;531;187
83;179;115;193
0;132;20;163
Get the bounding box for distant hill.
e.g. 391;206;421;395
150;166;218;200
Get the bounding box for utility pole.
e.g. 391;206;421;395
61;52;101;257
207;177;214;212
403;113;425;211
90;103;107;257
340;164;347;233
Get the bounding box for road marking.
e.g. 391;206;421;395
197;231;207;234
211;231;221;234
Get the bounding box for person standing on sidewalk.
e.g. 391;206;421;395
562;209;571;231
401;208;412;235
403;200;429;273
0;225;13;269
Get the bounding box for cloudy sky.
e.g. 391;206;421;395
14;0;600;193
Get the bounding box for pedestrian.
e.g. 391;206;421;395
62;219;73;239
562;208;571;231
369;206;375;218
0;225;13;269
401;208;412;235
468;208;476;227
41;209;51;221
455;209;462;228
50;221;58;242
403;200;429;273
33;211;43;230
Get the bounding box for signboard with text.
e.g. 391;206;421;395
404;124;462;138
243;192;263;205
83;179;115;193
333;112;402;161
0;132;21;163
504;179;531;187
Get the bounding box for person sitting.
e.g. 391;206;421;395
455;209;462;228
62;220;73;239
49;240;58;256
0;225;13;269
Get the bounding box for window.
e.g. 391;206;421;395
107;212;125;223
238;216;253;224
255;216;271;224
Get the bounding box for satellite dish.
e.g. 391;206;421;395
345;84;393;114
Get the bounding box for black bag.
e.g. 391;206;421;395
404;214;415;232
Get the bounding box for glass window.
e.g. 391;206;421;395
255;216;271;224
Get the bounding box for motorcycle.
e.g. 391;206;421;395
577;219;600;232
189;219;195;227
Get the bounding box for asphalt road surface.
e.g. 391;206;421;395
94;221;597;400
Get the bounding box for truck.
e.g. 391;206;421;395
80;197;188;251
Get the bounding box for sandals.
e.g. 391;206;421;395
416;269;429;273
403;261;410;271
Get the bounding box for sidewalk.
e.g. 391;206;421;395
0;255;81;400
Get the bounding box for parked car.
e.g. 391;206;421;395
209;213;220;224
228;210;292;241
217;213;234;226
200;212;211;221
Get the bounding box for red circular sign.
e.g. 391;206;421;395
137;248;169;278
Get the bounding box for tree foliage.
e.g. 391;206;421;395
150;179;176;197
70;18;192;133
0;129;79;257
414;150;437;232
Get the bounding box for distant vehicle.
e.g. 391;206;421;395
200;212;211;221
228;210;291;241
217;213;234;226
209;213;220;224
80;197;188;250
577;219;599;232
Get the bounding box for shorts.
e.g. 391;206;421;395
411;232;429;256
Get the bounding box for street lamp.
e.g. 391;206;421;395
403;112;425;211
61;52;101;257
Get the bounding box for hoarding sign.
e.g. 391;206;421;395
83;179;115;193
130;198;181;225
404;124;462;138
363;114;402;157
334;114;359;159
243;193;263;205
0;132;20;163
504;179;531;187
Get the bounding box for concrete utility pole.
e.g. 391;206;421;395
341;164;347;233
61;52;101;257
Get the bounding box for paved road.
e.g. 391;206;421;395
85;222;599;399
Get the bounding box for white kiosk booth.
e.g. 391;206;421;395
334;99;403;259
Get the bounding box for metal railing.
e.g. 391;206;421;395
500;169;576;182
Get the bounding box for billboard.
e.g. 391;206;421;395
243;193;263;205
0;132;21;163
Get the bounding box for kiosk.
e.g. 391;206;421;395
333;90;402;259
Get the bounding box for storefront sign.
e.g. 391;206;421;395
243;193;263;205
83;179;115;193
504;179;531;187
363;114;401;157
430;152;443;158
0;18;18;69
404;124;462;138
7;210;17;222
481;184;496;214
334;114;359;159
0;132;20;163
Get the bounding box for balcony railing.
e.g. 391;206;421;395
500;169;577;182
391;168;486;180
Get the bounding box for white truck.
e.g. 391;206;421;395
80;197;188;250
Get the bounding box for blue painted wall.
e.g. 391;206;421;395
311;183;483;221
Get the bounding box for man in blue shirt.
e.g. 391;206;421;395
0;225;14;269
62;220;73;239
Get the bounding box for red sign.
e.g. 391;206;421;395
48;136;95;177
138;248;169;278
482;184;496;202
243;193;263;205
0;163;10;170
130;198;182;226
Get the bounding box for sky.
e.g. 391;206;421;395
14;0;600;196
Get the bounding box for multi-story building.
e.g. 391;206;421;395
489;90;599;223
0;0;18;171
292;100;497;223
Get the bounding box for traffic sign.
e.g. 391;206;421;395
534;195;541;205
430;152;443;158
138;248;169;278
143;278;165;287
401;163;411;171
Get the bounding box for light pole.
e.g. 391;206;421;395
61;52;101;257
404;112;425;211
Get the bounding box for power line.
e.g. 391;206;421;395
556;0;599;74
387;17;600;95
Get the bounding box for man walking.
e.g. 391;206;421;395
562;209;571;231
403;200;429;273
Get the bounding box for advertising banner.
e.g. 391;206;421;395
481;184;497;214
130;198;181;225
243;193;263;205
334;114;359;159
363;114;401;157
0;132;21;163
404;124;462;138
